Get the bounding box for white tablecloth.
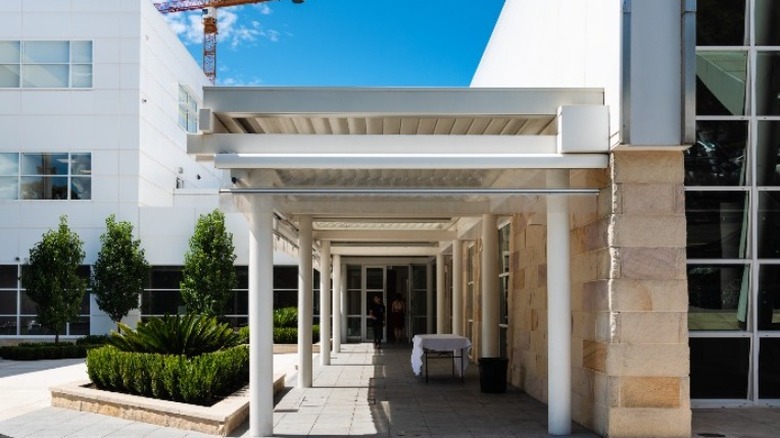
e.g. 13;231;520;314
411;334;472;377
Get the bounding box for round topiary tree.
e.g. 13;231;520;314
21;215;86;343
181;209;237;316
92;215;150;330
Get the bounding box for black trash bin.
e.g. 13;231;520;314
479;357;508;393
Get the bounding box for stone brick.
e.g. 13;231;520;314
595;311;611;342
606;343;689;377
581;217;610;251
608;407;692;438
609;279;689;312
582;280;609;312
617;247;686;280
612;312;687;344
572;311;596;339
619;377;681;408
612;150;685;185
620;183;680;215
612;215;687;248
583;340;607;372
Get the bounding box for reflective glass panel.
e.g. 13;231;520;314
149;266;182;289
346;265;361;289
272;290;296;308
0;317;17;335
235;266;248;289
0;177;18;200
696;51;748;115
347;290;361;314
143;290;183;315
759;338;780;398
22;41;69;63
758;265;780;329
71;64;92;88
70;177;91;200
366;268;383;290
20;291;36;314
686;191;749;259
0;41;20;63
687;121;748;186
68;316;89;336
0;291;16;314
697;0;747;46
0;65;19;87
756;0;780;46
273;266;297;290
759;191;780;258
0;153;18;175
20;176;68;199
21;153;68;175
20;316;54;335
22;64;68;88
756;52;780;116
70;41;92;63
71;153;91;175
690;337;749;398
757;122;780;185
412;265;426;289
688;264;749;330
0;265;17;288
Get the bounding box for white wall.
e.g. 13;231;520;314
137;1;222;207
471;0;622;144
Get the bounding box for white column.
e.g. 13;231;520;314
248;204;274;438
480;214;499;357
547;170;571;435
319;240;331;365
426;261;433;334
297;215;313;388
339;263;347;343
332;254;342;353
436;253;446;334
452;240;463;336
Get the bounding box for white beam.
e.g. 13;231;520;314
213;151;608;170
201;87;604;116
329;246;440;256
192;133;557;156
313;230;456;242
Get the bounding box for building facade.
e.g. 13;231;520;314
1;1;779;437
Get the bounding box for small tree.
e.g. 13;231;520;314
92;215;150;329
21;215;86;343
181;209;237;316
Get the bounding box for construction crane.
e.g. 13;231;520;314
154;0;304;83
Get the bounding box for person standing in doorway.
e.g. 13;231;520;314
369;295;385;350
390;293;406;343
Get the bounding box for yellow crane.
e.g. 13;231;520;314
154;0;304;83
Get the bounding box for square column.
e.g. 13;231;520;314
436;253;446;333
332;254;342;353
298;215;313;388
319;240;331;365
452;240;463;336
481;214;499;357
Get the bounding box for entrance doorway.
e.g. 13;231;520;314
344;262;429;343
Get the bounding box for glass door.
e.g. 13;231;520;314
363;266;386;342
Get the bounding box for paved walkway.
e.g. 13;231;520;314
0;343;779;437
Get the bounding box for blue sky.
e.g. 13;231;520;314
161;0;505;86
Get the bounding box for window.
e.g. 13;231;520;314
0;41;92;88
178;85;199;133
0;152;91;200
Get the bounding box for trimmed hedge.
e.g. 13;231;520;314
0;342;91;360
0;335;111;360
86;344;249;406
237;325;320;344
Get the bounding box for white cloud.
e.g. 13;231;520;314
163;7;282;49
254;4;273;15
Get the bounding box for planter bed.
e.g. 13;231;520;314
50;373;286;436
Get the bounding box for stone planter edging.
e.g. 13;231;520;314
50;373;286;436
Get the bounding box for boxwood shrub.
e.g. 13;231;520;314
86;344;249;406
0;339;107;361
237;325;321;344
